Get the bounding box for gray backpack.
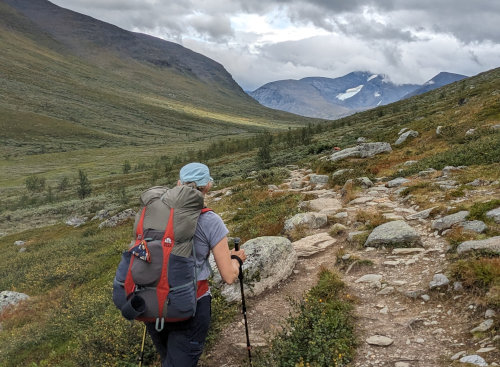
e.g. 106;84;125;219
112;185;211;331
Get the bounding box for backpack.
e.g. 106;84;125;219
112;185;211;331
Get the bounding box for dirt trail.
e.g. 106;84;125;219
202;170;495;367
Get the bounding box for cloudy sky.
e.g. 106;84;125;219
51;0;500;91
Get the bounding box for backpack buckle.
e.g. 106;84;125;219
137;234;143;240
155;317;165;332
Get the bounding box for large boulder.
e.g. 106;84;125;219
284;212;328;233
210;236;297;302
292;232;337;257
457;236;500;254
364;220;421;248
431;211;469;231
0;291;29;314
329;143;392;162
395;130;419;145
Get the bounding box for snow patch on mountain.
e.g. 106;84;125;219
337;85;364;101
425;80;436;85
367;74;378;82
374;92;381;97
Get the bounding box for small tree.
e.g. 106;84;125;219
77;169;92;199
25;175;46;193
57;176;70;192
256;132;273;168
122;160;131;174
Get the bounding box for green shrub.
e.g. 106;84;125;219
468;199;500;221
25;175;46;193
254;269;355;367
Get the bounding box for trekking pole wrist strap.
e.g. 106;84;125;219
231;255;243;266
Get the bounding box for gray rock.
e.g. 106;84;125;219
366;335;394;346
329;142;392;162
468;179;490;187
0;291;29;313
330;223;347;235
418;168;437;176
92;209;110;221
377;287;394;295
429;274;450;289
357;177;374;188
491;124;500;130
471;319;494;333
357;137;367;143
451;351;467;360
466;128;477;136
355;274;382;288
306;198;342;215
14;240;26;246
485;309;496;318
332;169;354;178
284;212;328;233
405;289;425;299
403;160;418;166
392;248;425;255
65;216;87;227
364;220;421;248
485;207;500;223
395;363;410;367
268;184;279;191
19;247;27;253
431;211;469;231
292;233;337;257
459;355;488;366
395;130;419;145
309;174;329;185
210;236;297;302
454;282;464;291
457;236;500;254
436;126;443;135
406;207;437;220
99;209;136;229
290;180;303;189
460;220;488;233
398;128;409;135
386;177;410;188
442;166;464;176
333;212;348;220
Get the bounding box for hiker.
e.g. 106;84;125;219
144;162;246;366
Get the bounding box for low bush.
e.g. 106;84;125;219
253;269;356;367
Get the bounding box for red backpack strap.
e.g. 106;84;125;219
135;207;147;243
201;207;212;214
156;208;175;321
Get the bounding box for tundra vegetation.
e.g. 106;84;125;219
1;65;500;365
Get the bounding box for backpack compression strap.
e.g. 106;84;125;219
124;207;148;295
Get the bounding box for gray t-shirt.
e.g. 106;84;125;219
193;210;229;281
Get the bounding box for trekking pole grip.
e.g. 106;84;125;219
234;237;240;251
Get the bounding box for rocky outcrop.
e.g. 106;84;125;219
386;177;410;188
292;232;337;257
431;211;469;231
283;212;328;233
99;209;136;229
364;220;421;248
456;236;500;254
305;198;342;215
459;220;487;233
0;291;29;313
308;174;329;185
329;142;392;162
65;216;87;227
210;236;297;302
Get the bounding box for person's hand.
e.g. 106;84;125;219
230;248;246;263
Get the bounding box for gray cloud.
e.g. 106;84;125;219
50;0;500;90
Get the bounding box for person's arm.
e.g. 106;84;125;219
212;236;246;284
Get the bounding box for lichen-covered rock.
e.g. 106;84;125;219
332;168;354;178
99;209;136;229
457;236;500;254
210;236;297;302
395;130;418;145
429;274;449;289
0;291;29;313
431;211;469;231
364;220;421;248
329;142;392;162
386;177;410;188
459;220;487;233
357;177;374;188
284;212;328;233
308;174;329;185
65;216;87;227
485;207;500;223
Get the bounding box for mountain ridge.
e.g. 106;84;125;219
249;70;468;119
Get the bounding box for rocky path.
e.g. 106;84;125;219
203;168;498;367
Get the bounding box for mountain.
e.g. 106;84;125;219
249;71;468;119
0;0;314;157
403;72;468;98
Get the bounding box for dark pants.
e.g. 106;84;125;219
146;295;211;367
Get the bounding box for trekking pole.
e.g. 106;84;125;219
231;237;252;366
138;324;147;367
